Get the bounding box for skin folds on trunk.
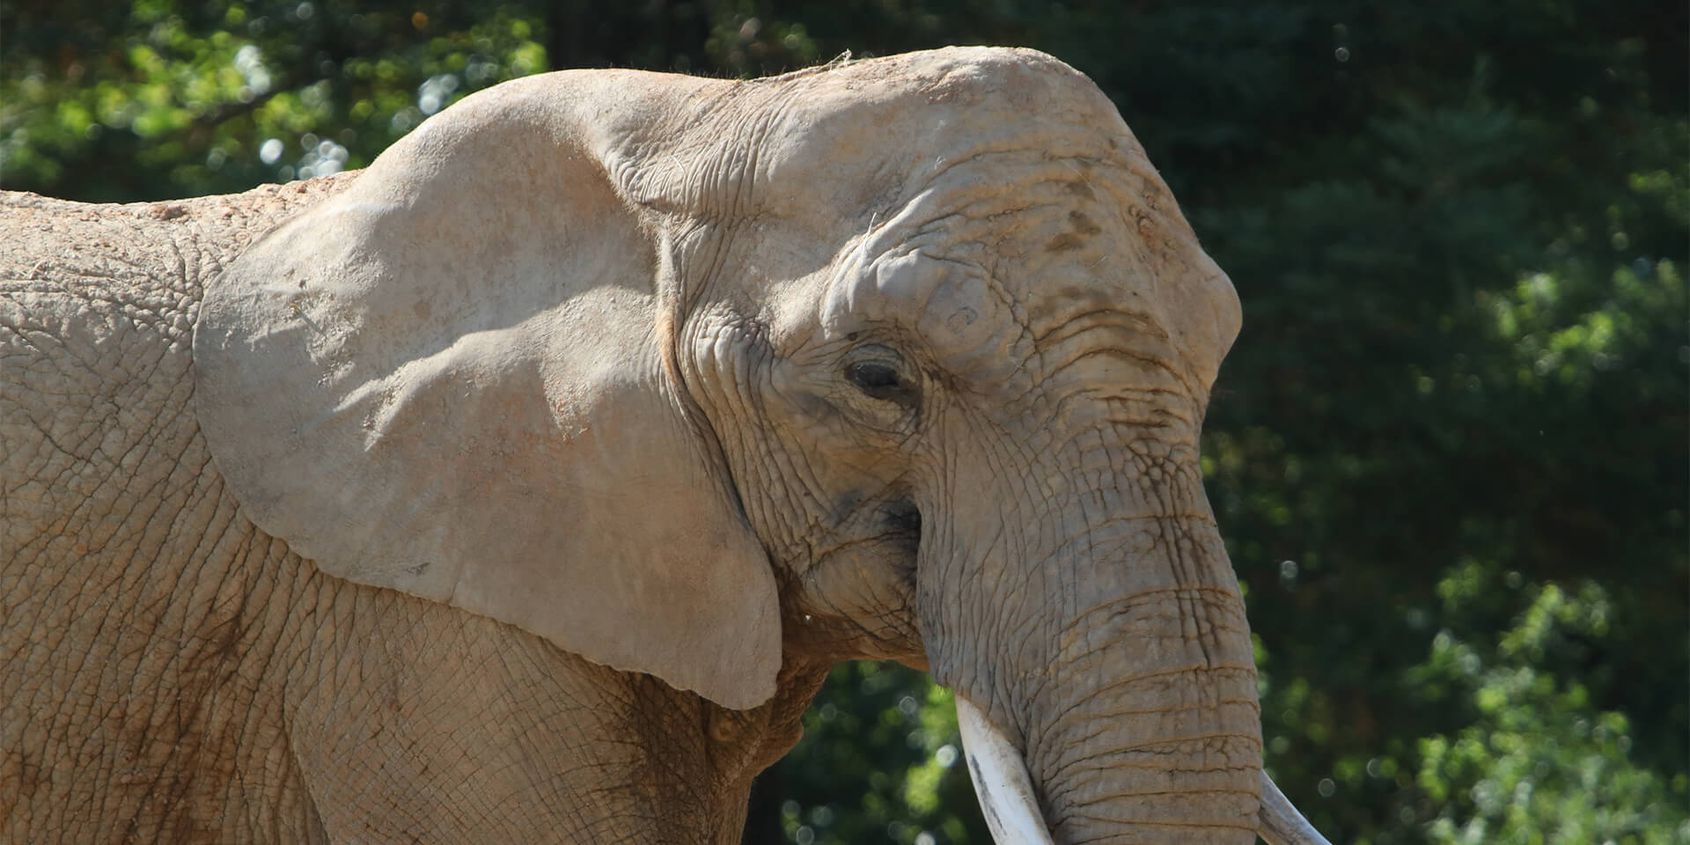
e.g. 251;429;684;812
1027;520;1263;844
959;701;1330;844
928;475;1265;843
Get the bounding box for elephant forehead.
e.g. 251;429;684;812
557;46;1239;388
772;56;1134;211
616;47;1140;220
745;53;1238;386
763;49;1118;160
811;161;1236;393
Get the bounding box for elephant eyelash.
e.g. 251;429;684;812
842;349;919;407
845;361;906;398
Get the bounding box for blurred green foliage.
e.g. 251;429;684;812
4;2;1684;843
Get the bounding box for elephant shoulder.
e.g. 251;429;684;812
0;177;354;563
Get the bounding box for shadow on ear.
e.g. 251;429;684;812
193;75;780;710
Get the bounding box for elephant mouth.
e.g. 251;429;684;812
953;694;1333;845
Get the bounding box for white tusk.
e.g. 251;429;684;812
955;695;1056;845
1258;770;1334;845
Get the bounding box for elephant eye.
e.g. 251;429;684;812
844;359;915;405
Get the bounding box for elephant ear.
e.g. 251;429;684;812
193;74;780;709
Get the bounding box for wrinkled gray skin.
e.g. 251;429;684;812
3;49;1284;842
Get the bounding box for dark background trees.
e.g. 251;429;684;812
4;2;1684;841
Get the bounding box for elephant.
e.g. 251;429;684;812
1;47;1330;843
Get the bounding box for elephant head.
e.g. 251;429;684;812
194;47;1327;843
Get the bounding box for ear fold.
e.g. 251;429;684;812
193;75;780;709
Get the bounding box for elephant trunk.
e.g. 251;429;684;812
958;703;1329;844
952;513;1267;843
930;418;1334;842
1039;516;1261;843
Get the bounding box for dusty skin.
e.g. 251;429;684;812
2;48;1329;843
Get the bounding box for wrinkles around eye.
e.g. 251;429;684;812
842;345;918;407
